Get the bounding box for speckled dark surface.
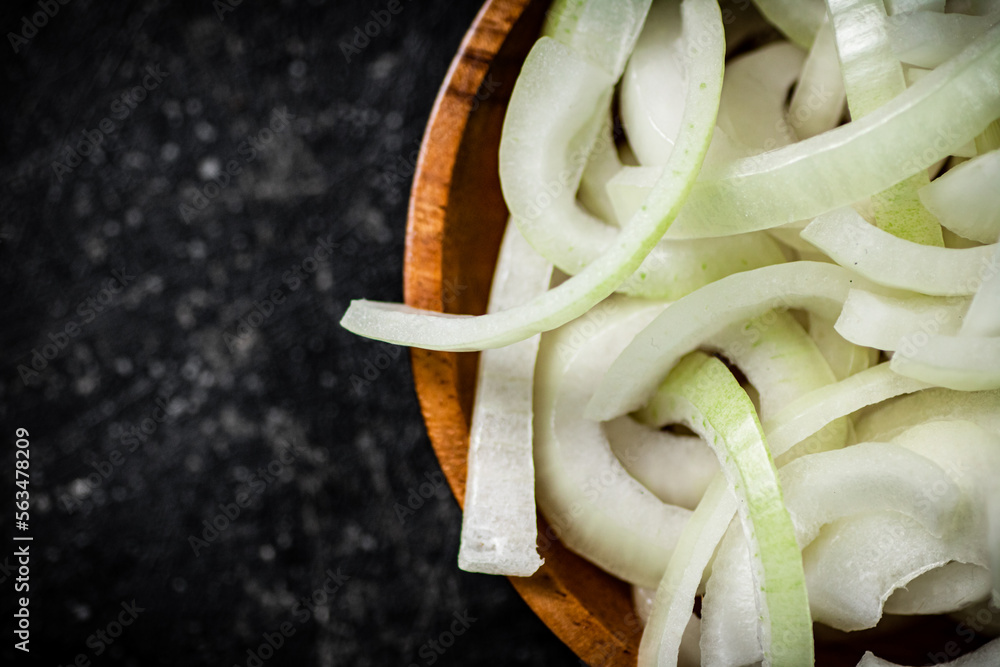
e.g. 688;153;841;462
0;1;579;665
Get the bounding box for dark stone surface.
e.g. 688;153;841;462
0;1;579;665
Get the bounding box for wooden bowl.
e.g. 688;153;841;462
401;1;988;664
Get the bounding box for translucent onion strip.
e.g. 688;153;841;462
638;352;813;666
458;223;552;576
789;16;847;141
834;289;970;352
587;261;860;422
750;0;826;49
853;387;1000;442
827;0;943;245
762;362;931;461
534;298;691;589
919;148;1000;244
887;8;1000;69
340;0;726;352
638;475;737;667
701;440;964;666
621;0;685;167
890;334;1000;390
800;207;998;296
661;21;1000;239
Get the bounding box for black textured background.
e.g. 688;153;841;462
0;0;579;665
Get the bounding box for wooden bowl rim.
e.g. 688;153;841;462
401;0;641;664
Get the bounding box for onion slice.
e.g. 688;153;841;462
800;207;998;296
587;261;860;422
340;0;726;351
638;352;813;666
458;223;552;576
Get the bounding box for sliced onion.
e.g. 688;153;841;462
891;334;1000;390
458;223;551;576
802;512;988;631
340;0;726;351
661;22;1000;239
702;440;965;666
763;362;931;461
621;0;685;167
808;312;879;380
919;148;1000;244
750;0;826;49
716;41;805;152
857;637;1000;667
834;288;970;352
637;353;813;666
606;414;719;510
638;476;737;667
789;16;848;141
801;207;998;296
534;297;690;588
542;0;652;77
828;0;944;245
587;262;860;422
887;8;1000;69
854;387;1000;442
578;114;624;225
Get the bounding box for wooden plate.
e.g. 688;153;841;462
401;1;988;664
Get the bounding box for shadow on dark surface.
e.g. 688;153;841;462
0;0;579;665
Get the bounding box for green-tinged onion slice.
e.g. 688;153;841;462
637;352;813;667
660;21;1000;239
702;440;964;666
458;222;552;576
587;261;860;422
340;0;725;351
542;0;652;77
827;0;943;245
750;0;826;49
800;207;998;296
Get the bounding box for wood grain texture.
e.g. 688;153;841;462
402;1;990;665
